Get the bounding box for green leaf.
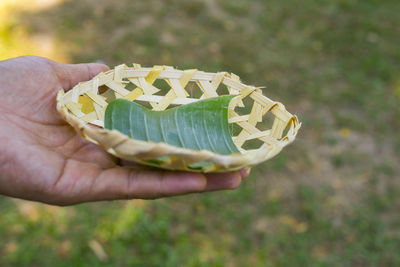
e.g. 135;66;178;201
104;96;239;155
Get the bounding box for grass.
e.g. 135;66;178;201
1;0;400;266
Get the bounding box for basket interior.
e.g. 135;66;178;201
61;64;298;154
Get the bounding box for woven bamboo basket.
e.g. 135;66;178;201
56;64;301;172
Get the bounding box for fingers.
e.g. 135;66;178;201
201;168;250;192
120;161;248;191
87;168;246;201
52;61;109;90
51;159;249;205
204;171;242;191
119;159;163;171
87;167;207;201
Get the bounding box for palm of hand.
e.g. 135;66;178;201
0;56;245;205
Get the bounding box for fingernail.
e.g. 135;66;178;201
205;172;242;191
240;168;251;179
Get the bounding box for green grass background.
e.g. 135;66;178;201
1;0;400;266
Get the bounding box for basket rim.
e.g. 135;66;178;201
56;63;301;171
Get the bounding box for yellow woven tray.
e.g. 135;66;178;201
56;64;301;172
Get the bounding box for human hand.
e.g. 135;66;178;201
0;56;250;206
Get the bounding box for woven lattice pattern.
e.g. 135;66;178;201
57;64;301;172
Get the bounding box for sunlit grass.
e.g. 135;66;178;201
0;0;66;61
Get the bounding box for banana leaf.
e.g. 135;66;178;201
104;96;239;155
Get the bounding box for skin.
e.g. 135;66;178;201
0;56;250;206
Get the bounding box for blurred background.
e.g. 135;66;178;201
1;0;399;266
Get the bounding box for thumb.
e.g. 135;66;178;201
52;61;110;91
